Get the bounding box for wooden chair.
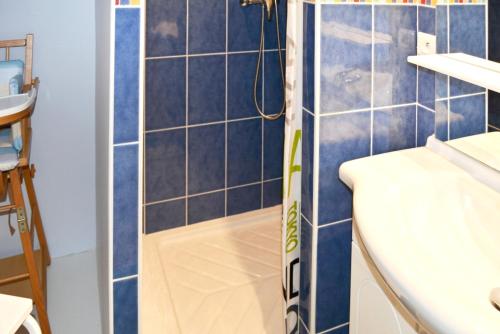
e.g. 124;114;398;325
0;34;51;334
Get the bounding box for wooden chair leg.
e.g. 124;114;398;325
9;169;51;334
22;165;51;266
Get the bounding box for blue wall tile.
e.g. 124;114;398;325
188;124;225;194
146;129;186;202
228;119;262;187
318;112;371;225
145;199;185;234
263;179;282;208
373;105;416;155
114;9;140;144
417;107;435;147
449;94;486;139
146;0;186;57
418;6;435;35
264;117;284;180
303;3;315;113
113;278;138;334
228;0;261;52
299;218;312;330
321;5;372;113
418;67;435;111
227;184;262;216
264;51;286;117
436;5;448;54
435;100;449;141
316;221;352;332
301;111;314;224
435;73;448;100
299;317;308;334
146;58;186;131
374;5;417;107
188;191;225;225
227;53;262;120
113;145;138;278
449;6;486;96
188;55;226;124
189;0;226;54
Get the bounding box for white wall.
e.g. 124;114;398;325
0;0;96;258
95;0;111;332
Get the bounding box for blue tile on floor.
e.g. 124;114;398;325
435;100;449;141
417;106;435;147
373;105;416;155
188;123;225;194
227;183;262;216
188;191;225;225
263;179;282;208
227;119;262;187
188;55;225;125
189;0;226;54
301;110;314;224
316;221;352;332
264;51;286;118
318;112;371;225
264;117;284;180
450;94;486;139
146;0;186;57
114;9;140;144
146;58;186;130
113;145;138;278
228;0;261;52
145;199;185;233
374;5;417;107
303;3;315;113
227;53;262;120
113;278;138;334
145;129;186;202
299;217;312;329
321;5;372;113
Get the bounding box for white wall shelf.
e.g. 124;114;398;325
408;53;500;93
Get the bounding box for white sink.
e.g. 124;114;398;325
340;147;500;334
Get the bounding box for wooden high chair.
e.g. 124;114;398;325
0;34;51;334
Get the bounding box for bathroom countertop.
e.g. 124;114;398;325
339;146;500;334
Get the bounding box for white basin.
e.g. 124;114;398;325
340;147;500;334
447;132;500;171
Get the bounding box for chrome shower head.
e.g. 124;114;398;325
240;0;275;21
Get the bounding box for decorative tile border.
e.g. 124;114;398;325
115;0;140;5
317;0;485;4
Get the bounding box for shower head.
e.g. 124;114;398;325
240;0;275;21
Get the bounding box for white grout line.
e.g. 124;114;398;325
143;178;284;207
446;2;451;141
417;103;436;114
318;218;351;229
416;5;419;148
317;322;349;334
299;316;311;334
113;140;140;147
301;214;313;228
435;91;485;102
145;48;282;60
261;22;266;210
112;274;139;283
144;116;263;134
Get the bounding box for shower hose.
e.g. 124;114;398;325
253;3;286;121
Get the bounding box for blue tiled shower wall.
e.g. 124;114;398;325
144;0;287;234
113;7;140;334
299;2;486;334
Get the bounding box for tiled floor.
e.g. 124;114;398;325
142;206;283;334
